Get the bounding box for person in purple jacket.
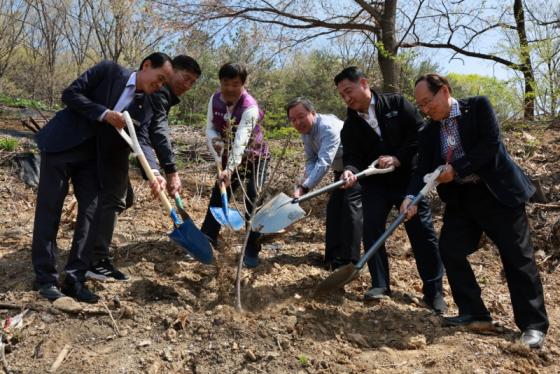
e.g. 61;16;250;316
201;62;269;267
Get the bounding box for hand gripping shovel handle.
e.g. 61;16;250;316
315;166;443;294
295;160;395;204
355;166;442;270
121;112;180;226
208;138;228;188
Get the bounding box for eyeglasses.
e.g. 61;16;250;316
416;87;441;109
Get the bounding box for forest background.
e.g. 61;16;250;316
0;0;558;135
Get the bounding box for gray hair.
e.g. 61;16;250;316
286;97;315;116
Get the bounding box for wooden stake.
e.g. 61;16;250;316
48;344;71;373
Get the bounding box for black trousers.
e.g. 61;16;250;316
201;159;268;256
325;172;362;264
440;183;549;332
362;183;443;298
31;141;100;284
92;148;130;262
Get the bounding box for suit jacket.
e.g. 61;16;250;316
341;90;424;188
37;60;153;154
408;96;535;207
137;84;179;174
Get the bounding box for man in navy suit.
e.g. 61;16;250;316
402;73;549;348
32;53;173;303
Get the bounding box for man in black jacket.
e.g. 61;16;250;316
402;73;548;348
335;66;445;313
87;55;201;282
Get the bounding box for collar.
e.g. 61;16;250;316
447;98;461;119
165;85;181;106
308;114;321;136
127;72;137;89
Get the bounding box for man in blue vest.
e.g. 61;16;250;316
202;62;269;268
32;53;172;303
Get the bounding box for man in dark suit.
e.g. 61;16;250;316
335;67;446;314
86;55;201;282
32;53;173;302
402;73;549;348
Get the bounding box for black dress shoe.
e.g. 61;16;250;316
62;280;99;304
364;287;391;301
34;283;64;301
424;294;448;315
442;314;492;327
520;329;546;348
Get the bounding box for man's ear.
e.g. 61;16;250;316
141;59;152;71
359;77;369;90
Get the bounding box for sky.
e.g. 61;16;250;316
425;49;515;81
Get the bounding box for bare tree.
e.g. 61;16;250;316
152;0;427;92
25;0;67;105
0;0;30;78
63;0;94;76
86;0;167;65
401;0;551;120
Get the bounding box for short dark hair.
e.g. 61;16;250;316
415;73;453;94
334;66;365;86
286;97;315;116
139;52;172;70
218;63;248;83
172;55;201;77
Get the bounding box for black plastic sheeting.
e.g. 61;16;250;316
12;152;40;188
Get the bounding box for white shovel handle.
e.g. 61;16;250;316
119;112;174;216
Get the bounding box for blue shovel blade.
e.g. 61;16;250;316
169;219;213;264
210;206;245;231
209;191;245;231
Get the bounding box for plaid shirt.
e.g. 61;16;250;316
440;98;479;183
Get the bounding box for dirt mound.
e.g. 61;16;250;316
1;120;559;373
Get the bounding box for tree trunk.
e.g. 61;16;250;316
378;0;399;92
514;0;535;120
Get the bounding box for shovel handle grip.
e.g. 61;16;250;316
295;160;394;204
136;153;174;214
121;112;178;225
355;167;442;270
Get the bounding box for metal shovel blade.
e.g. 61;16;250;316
169;220;213;264
210;192;244;231
251;192;306;233
314;264;358;295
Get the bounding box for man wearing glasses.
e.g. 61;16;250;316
334;66;446;314
87;55;201;282
402;73;548;348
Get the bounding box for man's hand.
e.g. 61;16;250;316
340;170;357;189
378;155;401;169
149;175;166;199
399;197;417;221
211;138;224;156
437;164;455;184
166;172;181;196
104;111;126;129
219;169;232;187
293;186;306;198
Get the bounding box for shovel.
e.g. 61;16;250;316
117;112;213;264
315;166;443;294
208;140;244;231
252;160;395;234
